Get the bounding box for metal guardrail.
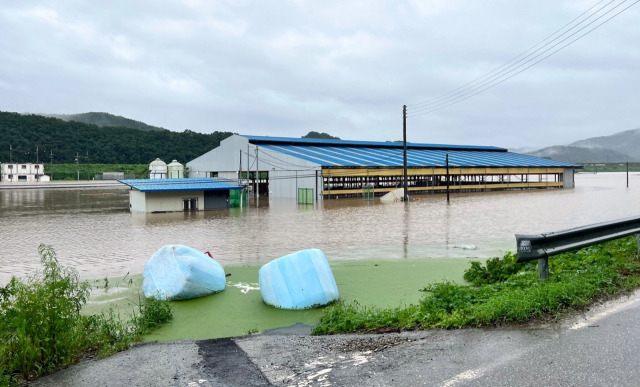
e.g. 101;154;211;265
516;216;640;279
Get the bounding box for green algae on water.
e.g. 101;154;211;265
83;258;476;342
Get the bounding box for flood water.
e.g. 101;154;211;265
1;173;639;284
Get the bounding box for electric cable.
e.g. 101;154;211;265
408;0;612;110
407;0;638;118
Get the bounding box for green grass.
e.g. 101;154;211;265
0;244;172;385
312;236;640;335
45;164;148;180
578;163;640;173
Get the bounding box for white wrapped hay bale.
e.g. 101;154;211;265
142;245;226;301
259;249;339;309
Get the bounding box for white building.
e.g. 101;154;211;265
187;135;321;200
186;135;580;200
118;178;243;213
1;163;50;182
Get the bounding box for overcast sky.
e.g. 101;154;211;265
1;1;638;150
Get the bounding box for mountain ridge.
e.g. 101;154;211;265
6;110;639;165
0;111;233;164
43;112;167;132
525;128;640;163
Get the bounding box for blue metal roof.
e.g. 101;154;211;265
242;135;578;168
118;178;243;193
243;135;506;152
258;144;579;168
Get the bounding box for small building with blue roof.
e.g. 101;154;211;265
118;178;243;213
186;135;580;200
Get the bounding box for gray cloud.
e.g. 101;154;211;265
1;0;638;149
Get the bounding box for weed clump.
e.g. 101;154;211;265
0;244;172;385
313;236;640;335
463;251;531;285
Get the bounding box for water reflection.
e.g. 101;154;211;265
444;200;451;254
1;173;639;284
403;203;409;259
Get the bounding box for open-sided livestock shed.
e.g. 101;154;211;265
186;135;580;200
119;178;243;213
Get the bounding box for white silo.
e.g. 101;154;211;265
167;159;185;179
149;158;167;179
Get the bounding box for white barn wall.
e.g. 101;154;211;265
145;191;204;213
187;135;322;198
129;190;204;213
129;190;147;212
563;168;575;188
267;168;321;199
187;135;250;177
259;146;320;199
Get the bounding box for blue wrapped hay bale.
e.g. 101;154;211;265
259;249;339;309
143;245;226;301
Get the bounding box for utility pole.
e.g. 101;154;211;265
50;150;54;180
403;105;408;202
75;153;79;181
35;146;40;181
446;153;450;203
238;150;242;185
255;146;259;206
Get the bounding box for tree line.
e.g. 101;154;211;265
0;111;234;164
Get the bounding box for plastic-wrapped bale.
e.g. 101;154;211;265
143;245;226;301
259;249;339;309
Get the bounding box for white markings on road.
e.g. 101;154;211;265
307;368;332;380
347;351;371;366
570;296;639;330
187;379;209;386
441;367;486;387
294;351;372;386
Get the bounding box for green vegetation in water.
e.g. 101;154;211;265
0;244;172;386
578;163;640;173
84;259;471;342
312;237;640;335
143;259;472;341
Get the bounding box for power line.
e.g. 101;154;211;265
407;0;638;118
250;149;319;170
253;146;408;171
408;0;612;111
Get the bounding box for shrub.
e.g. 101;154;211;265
0;245;91;381
463;252;528;285
313;236;640;335
0;244;172;384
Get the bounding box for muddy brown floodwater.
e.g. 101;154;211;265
1;173;639;285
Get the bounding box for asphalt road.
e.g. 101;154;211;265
31;290;640;386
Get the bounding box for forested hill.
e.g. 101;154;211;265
0;111;234;164
44;112;166;131
525;127;640;163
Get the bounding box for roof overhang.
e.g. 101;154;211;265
118;178;243;193
242;135;507;152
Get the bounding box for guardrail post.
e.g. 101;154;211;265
538;258;549;281
518;217;640;280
